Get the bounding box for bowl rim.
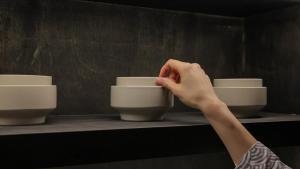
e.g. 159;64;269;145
213;87;266;89
214;78;262;81
0;74;52;78
117;77;157;79
0;85;56;87
111;85;162;88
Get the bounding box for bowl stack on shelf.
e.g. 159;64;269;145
213;78;267;118
111;77;174;121
0;75;57;125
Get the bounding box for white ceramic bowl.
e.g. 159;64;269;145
214;78;262;87
0;85;57;125
116;77;157;86
111;86;173;121
0;75;52;85
214;87;267;117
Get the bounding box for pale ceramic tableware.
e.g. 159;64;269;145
116;77;157;86
0;75;52;85
0;85;57;125
214;78;262;87
111;86;174;121
214;87;267;117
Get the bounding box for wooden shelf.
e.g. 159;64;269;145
85;0;300;17
0;112;299;168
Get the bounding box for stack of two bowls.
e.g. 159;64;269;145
0;75;57;125
213;79;267;118
111;77;174;121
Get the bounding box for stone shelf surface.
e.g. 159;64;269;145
0;112;299;168
0;112;299;135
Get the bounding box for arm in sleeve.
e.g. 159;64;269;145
235;142;292;169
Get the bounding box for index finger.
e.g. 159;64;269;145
159;59;188;77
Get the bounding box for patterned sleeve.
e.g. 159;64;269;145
235;141;292;169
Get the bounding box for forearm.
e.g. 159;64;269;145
202;100;257;165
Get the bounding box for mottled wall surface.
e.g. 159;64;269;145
1;1;300;169
245;6;300;114
0;0;243;115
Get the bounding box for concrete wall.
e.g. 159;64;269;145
0;0;299;169
0;0;243;115
245;5;300;114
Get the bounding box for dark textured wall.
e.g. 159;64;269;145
1;1;299;169
245;5;300;114
0;0;243;115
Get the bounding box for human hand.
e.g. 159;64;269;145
156;59;258;166
156;59;224;114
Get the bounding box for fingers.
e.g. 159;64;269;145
156;77;180;95
159;59;188;77
159;63;171;77
169;71;180;82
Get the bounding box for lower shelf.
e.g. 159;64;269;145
0;112;299;168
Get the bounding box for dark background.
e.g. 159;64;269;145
0;0;244;115
45;145;300;169
245;5;300;114
0;0;299;168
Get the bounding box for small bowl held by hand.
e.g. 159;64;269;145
111;86;173;121
111;77;174;121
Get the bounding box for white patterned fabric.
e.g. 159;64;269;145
235;142;292;169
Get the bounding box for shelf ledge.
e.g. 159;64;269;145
0;112;299;168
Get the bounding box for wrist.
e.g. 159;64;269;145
199;98;227;116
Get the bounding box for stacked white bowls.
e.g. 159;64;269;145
111;77;174;121
213;78;267;118
0;75;57;125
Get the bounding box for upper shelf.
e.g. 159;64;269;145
85;0;300;17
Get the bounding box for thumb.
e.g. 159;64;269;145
156;77;179;95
